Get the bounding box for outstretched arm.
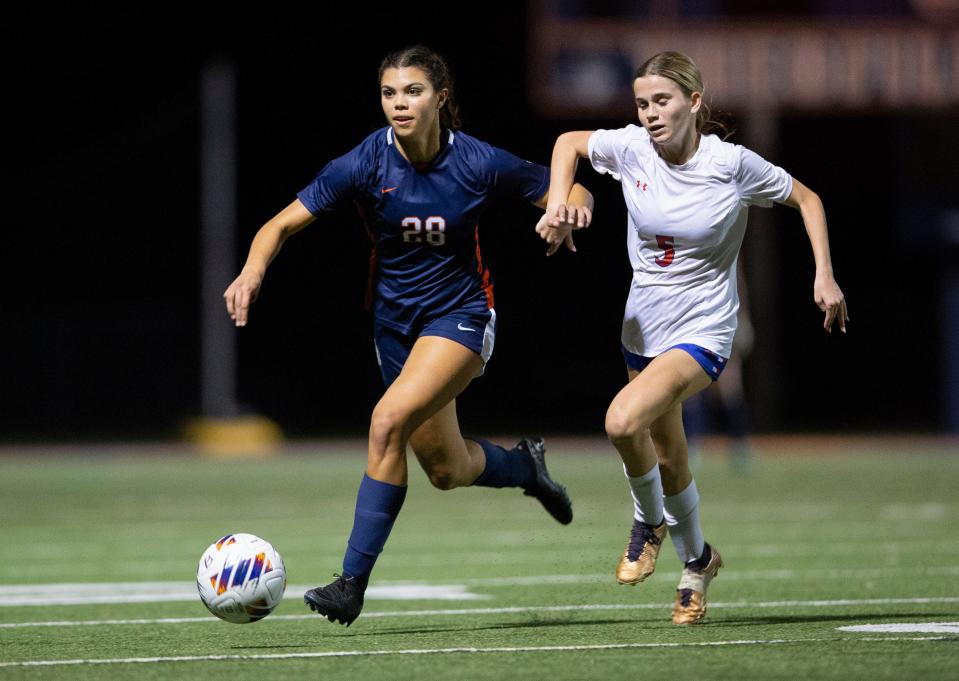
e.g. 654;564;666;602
537;131;595;255
546;131;594;225
782;178;849;333
223;199;316;327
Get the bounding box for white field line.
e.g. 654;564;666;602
2;596;958;629
838;622;959;633
3;636;956;668
857;636;953;641
0;640;850;668
4;564;959;607
8;541;957;578
0;583;486;607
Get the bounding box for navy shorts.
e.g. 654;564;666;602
621;343;728;382
374;307;497;387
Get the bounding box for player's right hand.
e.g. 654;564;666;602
224;269;263;327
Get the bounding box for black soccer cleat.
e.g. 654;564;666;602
303;574;365;627
519;437;573;525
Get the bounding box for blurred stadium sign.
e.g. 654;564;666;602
530;20;959;115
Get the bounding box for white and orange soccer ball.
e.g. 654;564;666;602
196;533;287;623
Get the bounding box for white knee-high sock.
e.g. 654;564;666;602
663;479;705;564
624;463;664;526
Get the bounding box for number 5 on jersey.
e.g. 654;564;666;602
402;216;446;246
654;234;675;267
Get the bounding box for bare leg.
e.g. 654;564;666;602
366;336;483;485
305;336;486;626
606;349;711;479
608;350;711;585
409;398;487;490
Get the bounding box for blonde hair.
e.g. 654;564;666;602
635;51;731;139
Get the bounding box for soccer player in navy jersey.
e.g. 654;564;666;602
224;45;593;626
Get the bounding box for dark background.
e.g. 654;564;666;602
3;4;956;441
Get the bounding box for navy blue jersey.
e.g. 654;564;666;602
297;127;548;333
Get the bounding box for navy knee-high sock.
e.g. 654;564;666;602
470;439;534;489
342;474;407;589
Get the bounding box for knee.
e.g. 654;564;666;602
369;403;411;453
605;403;649;446
425;465;459;491
657;450;684;477
414;443;463;491
410;430;469;491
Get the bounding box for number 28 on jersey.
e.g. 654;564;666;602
402;216;447;246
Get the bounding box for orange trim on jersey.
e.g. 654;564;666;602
473;225;494;309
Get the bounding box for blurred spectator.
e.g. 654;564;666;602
686;261;754;472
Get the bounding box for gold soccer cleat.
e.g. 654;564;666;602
672;543;723;625
615;519;668;585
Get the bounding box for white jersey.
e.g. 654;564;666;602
588;125;792;358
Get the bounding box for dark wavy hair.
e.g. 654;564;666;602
378;45;462;130
635;51;733;140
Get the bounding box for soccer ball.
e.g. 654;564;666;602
196;533;287;624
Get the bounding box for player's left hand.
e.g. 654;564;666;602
814;273;848;333
535;212;576;256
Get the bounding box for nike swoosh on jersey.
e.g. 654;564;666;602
457;323;477;332
381;187;398;193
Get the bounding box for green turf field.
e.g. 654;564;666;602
1;438;957;680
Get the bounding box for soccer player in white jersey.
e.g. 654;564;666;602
537;51;848;625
